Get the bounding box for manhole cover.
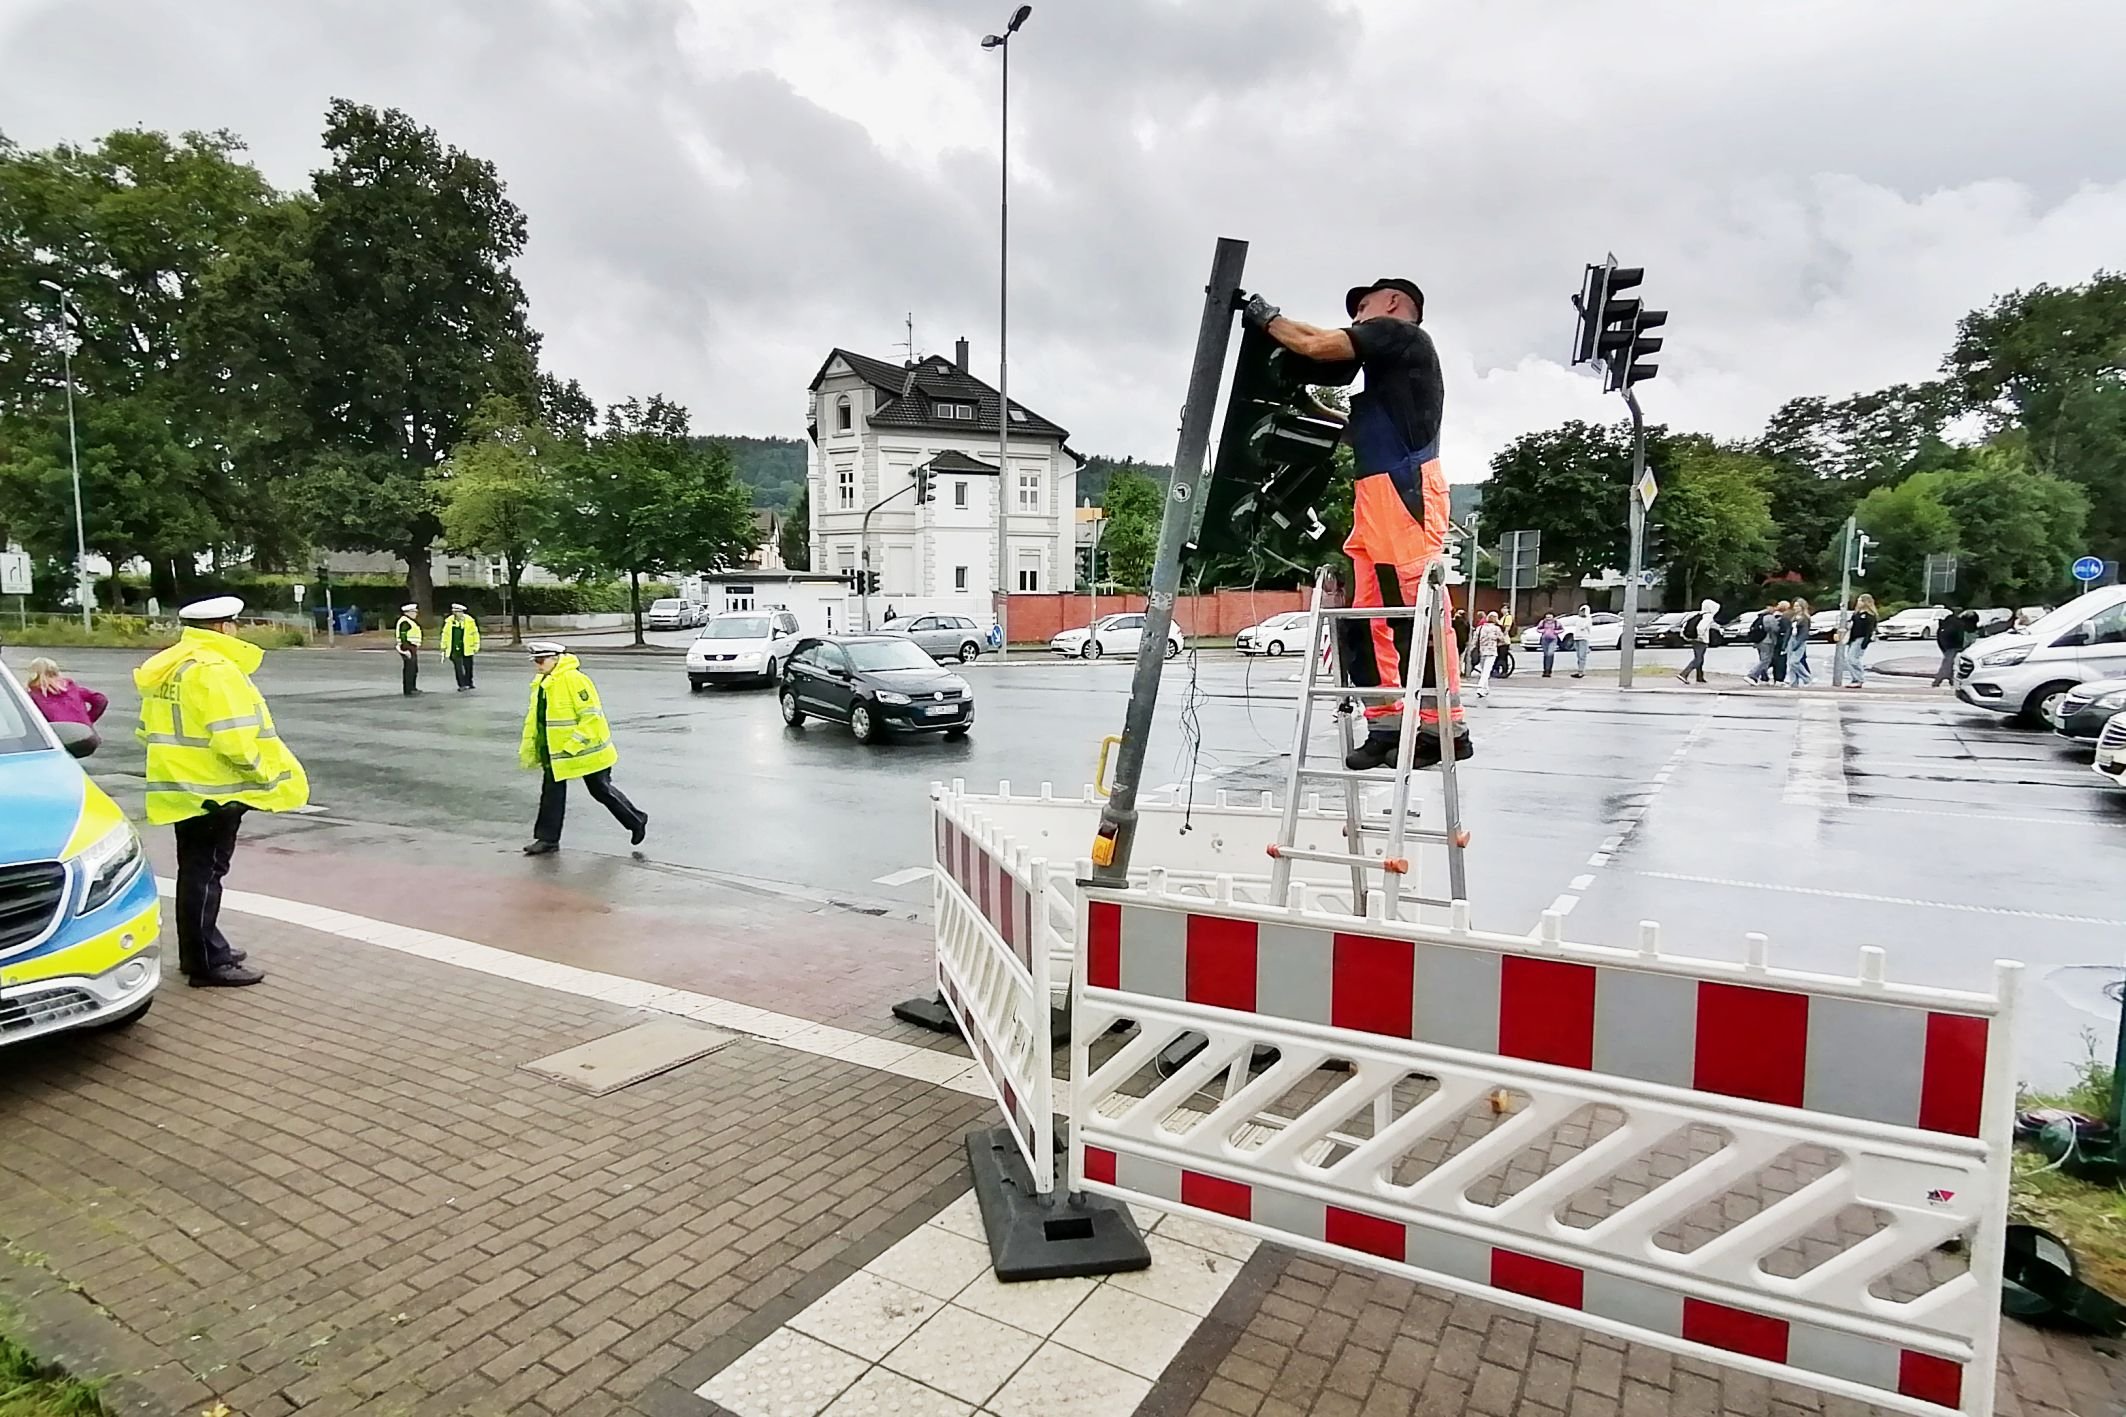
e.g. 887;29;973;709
522;1020;735;1096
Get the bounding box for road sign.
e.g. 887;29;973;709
1635;468;1658;509
1498;529;1541;592
2074;555;2105;583
1923;553;1958;599
0;551;30;596
293;583;307;604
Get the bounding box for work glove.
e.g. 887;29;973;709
1240;293;1282;330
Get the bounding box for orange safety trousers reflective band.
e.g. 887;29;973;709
1341;462;1465;727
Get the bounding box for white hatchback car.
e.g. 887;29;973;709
1235;611;1313;656
1954;586;2126;725
688;608;802;689
1049;612;1185;661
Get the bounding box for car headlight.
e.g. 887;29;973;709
876;690;912;705
75;820;145;915
1979;647;2030;667
2094;690;2126;710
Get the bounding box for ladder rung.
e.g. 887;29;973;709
1351;823;1456;843
1296;765;1433;783
1315;606;1437;621
1268;845;1412;873
1307;686;1444;700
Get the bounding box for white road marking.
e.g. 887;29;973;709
873;866;935;888
1631;870;2126;928
1841;803;2106;828
1547;894;1580;916
1570;874;1595;891
1782;700;1849;807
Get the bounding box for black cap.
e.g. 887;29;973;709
1344;277;1425;321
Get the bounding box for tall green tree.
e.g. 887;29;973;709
780;484;812;571
1099;469;1161;588
1839;477;1959;603
1654;440;1776;605
545;396;755;644
1927;446;2091;604
1477;421;1633;582
285;100;539;610
437;396;563;645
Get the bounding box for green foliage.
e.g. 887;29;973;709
1833;446;2089;604
1654;440;1777;603
700;435;807;508
780;484;812;571
1478;422;1632;580
545;396;754;643
1839;478;1958;602
1099;471;1162;588
6;615;303;650
0;1330;106;1417
1080;455;1174;509
438;396;566;641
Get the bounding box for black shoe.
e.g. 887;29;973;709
189;963;265;988
630;814;649;847
1344;733;1401;771
1572;671;1585;678
523;840;558;856
1412;729;1475;769
225;949;247;965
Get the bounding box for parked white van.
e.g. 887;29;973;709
1954;586;2126;725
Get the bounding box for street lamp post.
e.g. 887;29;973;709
982;4;1032;659
38;279;92;629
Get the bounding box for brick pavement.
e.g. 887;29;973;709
0;920;987;1416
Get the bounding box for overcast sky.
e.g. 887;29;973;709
4;0;2123;478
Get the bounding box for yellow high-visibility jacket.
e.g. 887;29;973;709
133;627;311;825
439;613;482;657
396;615;422;648
519;655;618;781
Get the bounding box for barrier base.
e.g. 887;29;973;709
892;993;959;1033
968;1126;1149;1281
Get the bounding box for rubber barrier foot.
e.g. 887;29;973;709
892;993;960;1033
968;1125;1150;1282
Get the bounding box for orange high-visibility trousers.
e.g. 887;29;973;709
1340;460;1464;729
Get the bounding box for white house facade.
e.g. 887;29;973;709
806;339;1080;617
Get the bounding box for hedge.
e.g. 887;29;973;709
63;574;675;627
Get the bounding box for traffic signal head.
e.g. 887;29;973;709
913;467;932;505
865;569;881;596
1574;259;1667;392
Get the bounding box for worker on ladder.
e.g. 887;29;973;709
1243;277;1472;770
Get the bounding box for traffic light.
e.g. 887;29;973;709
913;466;933;505
1645;521;1669;566
1572;260;1666;393
864;569;881;596
1195;327;1347;564
1853;530;1876;578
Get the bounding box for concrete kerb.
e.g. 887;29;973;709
0;1245;221;1417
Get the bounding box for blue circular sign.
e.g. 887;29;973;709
987;622;1004;649
2073;556;2105;582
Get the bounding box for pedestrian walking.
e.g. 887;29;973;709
1536;611;1562;677
1840;593;1879;687
1931;608;1971;687
1766;599;1793;683
440;602;481;691
1784;599;1814;686
396;603;423;695
1675;598;1720;685
520;642;648;856
25;656;108;755
1744;603;1781;684
1473;613;1506;698
134;597;309;987
1570;603;1593;677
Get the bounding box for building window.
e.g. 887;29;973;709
837;462;854;509
836;395;852;433
954;566;968;591
1017;566;1039;592
726;585;755;611
953;481;968;508
934;401;976;420
1017;472;1041;512
1008;409;1027;423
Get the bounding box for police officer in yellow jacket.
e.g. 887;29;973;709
396;602;422;696
134;597;309;986
440;602;481;691
520;642;647;856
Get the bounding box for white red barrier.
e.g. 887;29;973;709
1067;884;2017;1417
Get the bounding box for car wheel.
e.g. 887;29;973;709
2023;681;2078;728
944;726;970;739
851;701;881;744
92;995;152;1032
958;642;980;663
688;677;705;692
1164;639;1180;660
780;689;805;726
1266;639;1285;657
764;656;780;685
1083;640;1103;660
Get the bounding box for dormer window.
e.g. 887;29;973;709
934;401;977;420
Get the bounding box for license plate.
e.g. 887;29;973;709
923;704;956;717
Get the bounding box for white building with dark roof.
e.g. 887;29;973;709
806;337;1081;611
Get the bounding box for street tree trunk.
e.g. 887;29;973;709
506;552;523;645
629;568;644;647
402;544;435;616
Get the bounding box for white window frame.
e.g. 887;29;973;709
954;566;968;592
1017;471;1041;512
954;481;968;508
836;462;855;510
835;395;852;433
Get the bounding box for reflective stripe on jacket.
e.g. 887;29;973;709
132;627;311;825
518;655;618;781
396;615;422;648
441;614;482;657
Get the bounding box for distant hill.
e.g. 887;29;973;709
698;435;806;508
1078;455;1173;507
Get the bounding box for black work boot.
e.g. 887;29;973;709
190;963;265;988
1344;731;1403;771
522;840;559;856
1412;727;1475;768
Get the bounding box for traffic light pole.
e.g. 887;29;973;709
1087;236;1248;885
859;482;919;631
1832;514;1857;687
1617;390;1647;690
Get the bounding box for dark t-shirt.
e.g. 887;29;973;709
1344;318;1444;471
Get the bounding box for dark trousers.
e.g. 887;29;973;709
451;652;474;689
1682;643;1709;682
533;767;645;845
400;647;419;694
173;804;246;975
1932;649;1958;687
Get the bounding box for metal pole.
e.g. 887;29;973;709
1616;392;1646;689
1088;236;1247;884
60;335;90;629
1832;514;1856;687
325;585;336;647
992;35;1012;660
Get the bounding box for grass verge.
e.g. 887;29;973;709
4;617;304;651
2015;1033;2126;1298
0;1333;105;1417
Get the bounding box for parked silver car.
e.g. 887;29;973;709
881;613;989;664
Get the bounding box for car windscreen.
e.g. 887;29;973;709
701;617;771;639
2023;589;2122;643
0;675;52;756
846;640;937;672
651;599;684;611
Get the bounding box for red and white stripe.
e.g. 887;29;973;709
936;814;1036;973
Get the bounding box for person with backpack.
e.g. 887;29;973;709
1931;608;1971;687
1744;601;1782;684
1674;599;1720;685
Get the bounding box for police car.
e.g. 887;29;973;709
0;661;160;1045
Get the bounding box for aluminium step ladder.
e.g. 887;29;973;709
1266;556;1470;919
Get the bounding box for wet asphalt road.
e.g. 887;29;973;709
47;639;2126;1087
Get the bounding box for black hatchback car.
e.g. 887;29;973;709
779;635;974;743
